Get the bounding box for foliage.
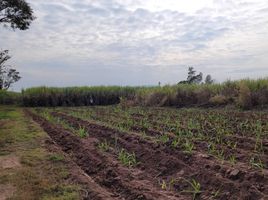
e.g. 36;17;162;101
0;50;21;90
0;0;35;30
118;149;137;167
0;90;20;104
22;86;138;107
178;67;203;84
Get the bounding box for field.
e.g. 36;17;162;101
21;105;268;199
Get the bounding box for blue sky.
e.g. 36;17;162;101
1;0;268;91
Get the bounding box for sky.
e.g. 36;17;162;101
0;0;268;91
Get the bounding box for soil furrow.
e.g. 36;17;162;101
27;110;181;200
53;111;268;200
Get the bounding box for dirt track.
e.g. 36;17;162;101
27;110;268;200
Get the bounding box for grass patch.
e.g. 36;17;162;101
0;106;81;199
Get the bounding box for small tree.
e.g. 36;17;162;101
0;50;21;90
205;74;214;84
0;0;35;30
179;67;203;84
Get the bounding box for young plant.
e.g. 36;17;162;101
118;149;137;167
171;137;180;148
158;134;170;144
250;156;265;169
98;140;110;152
183;178;202;200
77;126;88;138
183;139;194;154
229;155;236;166
159;180;167;190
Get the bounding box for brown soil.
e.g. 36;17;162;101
0;184;16;200
27;110;268;200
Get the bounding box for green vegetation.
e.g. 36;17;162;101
1;78;268;109
118;149;137;167
98;140;110;152
22;86;137;107
49;105;267;170
0;90;21;105
0;106;81;199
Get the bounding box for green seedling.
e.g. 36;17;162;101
183;140;194;154
250;156;265;169
229;155;236;166
183;178;202;200
77;126;88;138
171;137;180;148
211;189;221;199
118;149;137;167
98;140;110;152
159;180;167;190
158;134;170;144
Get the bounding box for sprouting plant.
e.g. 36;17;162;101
253;120;264;153
183;178;202;200
210;189;221;199
77;126;88;138
207;142;216;155
250;156;265;169
183;139;194;154
229;155;236;166
158;134;170;144
159;178;176;191
216;149;225;160
98;140;110;152
226;141;237;149
118;149;137;167
171;137;180;148
159;180;167;190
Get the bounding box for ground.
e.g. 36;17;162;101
0;105;268;200
0;106;84;200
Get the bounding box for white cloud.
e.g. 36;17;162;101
0;0;268;91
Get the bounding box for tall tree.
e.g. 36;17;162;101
0;50;21;90
0;0;35;30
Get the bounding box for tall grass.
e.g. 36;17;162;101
22;86;137;107
3;77;268;109
0;90;21;105
132;78;268;109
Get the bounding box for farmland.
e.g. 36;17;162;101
24;105;268;199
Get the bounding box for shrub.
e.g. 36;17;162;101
237;82;252;109
209;95;228;106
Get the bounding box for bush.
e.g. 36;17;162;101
237;82;252;109
209;95;228;105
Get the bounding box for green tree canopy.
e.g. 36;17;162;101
0;0;35;30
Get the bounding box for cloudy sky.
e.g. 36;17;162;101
1;0;268;91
